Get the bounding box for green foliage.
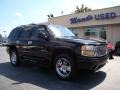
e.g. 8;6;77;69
47;14;54;19
0;34;2;38
74;4;91;13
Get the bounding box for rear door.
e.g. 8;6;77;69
18;28;32;57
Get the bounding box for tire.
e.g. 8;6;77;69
54;54;76;80
10;50;21;66
116;48;120;55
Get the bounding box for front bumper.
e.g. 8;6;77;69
76;55;108;71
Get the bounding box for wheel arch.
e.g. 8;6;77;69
7;45;18;54
51;48;77;67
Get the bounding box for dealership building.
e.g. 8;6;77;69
48;6;120;45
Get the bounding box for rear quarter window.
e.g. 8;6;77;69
8;28;22;40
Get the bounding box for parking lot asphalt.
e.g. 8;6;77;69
0;47;120;90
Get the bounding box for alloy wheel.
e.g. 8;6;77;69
56;58;72;78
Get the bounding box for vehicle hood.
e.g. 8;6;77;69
58;37;106;45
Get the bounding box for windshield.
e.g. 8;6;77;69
48;25;75;38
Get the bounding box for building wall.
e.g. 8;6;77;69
70;24;120;45
49;6;120;28
48;6;120;45
70;27;84;38
77;28;84;38
107;24;120;45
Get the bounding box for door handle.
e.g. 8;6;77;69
28;41;32;45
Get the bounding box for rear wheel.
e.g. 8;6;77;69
54;54;76;80
10;50;21;66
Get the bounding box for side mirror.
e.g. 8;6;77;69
37;33;49;41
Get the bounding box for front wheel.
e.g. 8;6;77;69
54;54;76;80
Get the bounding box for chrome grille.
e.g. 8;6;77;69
94;45;107;57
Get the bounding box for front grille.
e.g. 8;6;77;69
94;45;107;57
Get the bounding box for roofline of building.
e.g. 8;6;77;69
49;5;120;19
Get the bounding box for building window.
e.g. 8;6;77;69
84;29;97;37
84;26;106;40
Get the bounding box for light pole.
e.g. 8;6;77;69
3;30;6;38
2;31;7;43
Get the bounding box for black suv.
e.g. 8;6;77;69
6;24;108;80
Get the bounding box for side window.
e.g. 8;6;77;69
8;28;22;40
31;26;47;40
19;30;32;40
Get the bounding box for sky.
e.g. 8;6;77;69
0;0;120;36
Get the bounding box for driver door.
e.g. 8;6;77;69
27;25;51;63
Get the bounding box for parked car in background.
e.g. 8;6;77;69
2;39;7;46
0;42;2;46
6;24;108;80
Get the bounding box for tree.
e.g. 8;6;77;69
0;34;3;42
75;5;80;13
0;34;2;38
47;14;54;19
61;11;64;15
74;4;91;13
50;14;54;18
47;15;50;19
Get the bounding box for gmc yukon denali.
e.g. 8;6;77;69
6;24;108;80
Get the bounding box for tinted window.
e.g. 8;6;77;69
8;28;22;40
20;29;32;40
31;26;47;40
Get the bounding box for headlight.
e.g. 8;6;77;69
81;45;95;57
81;45;107;57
